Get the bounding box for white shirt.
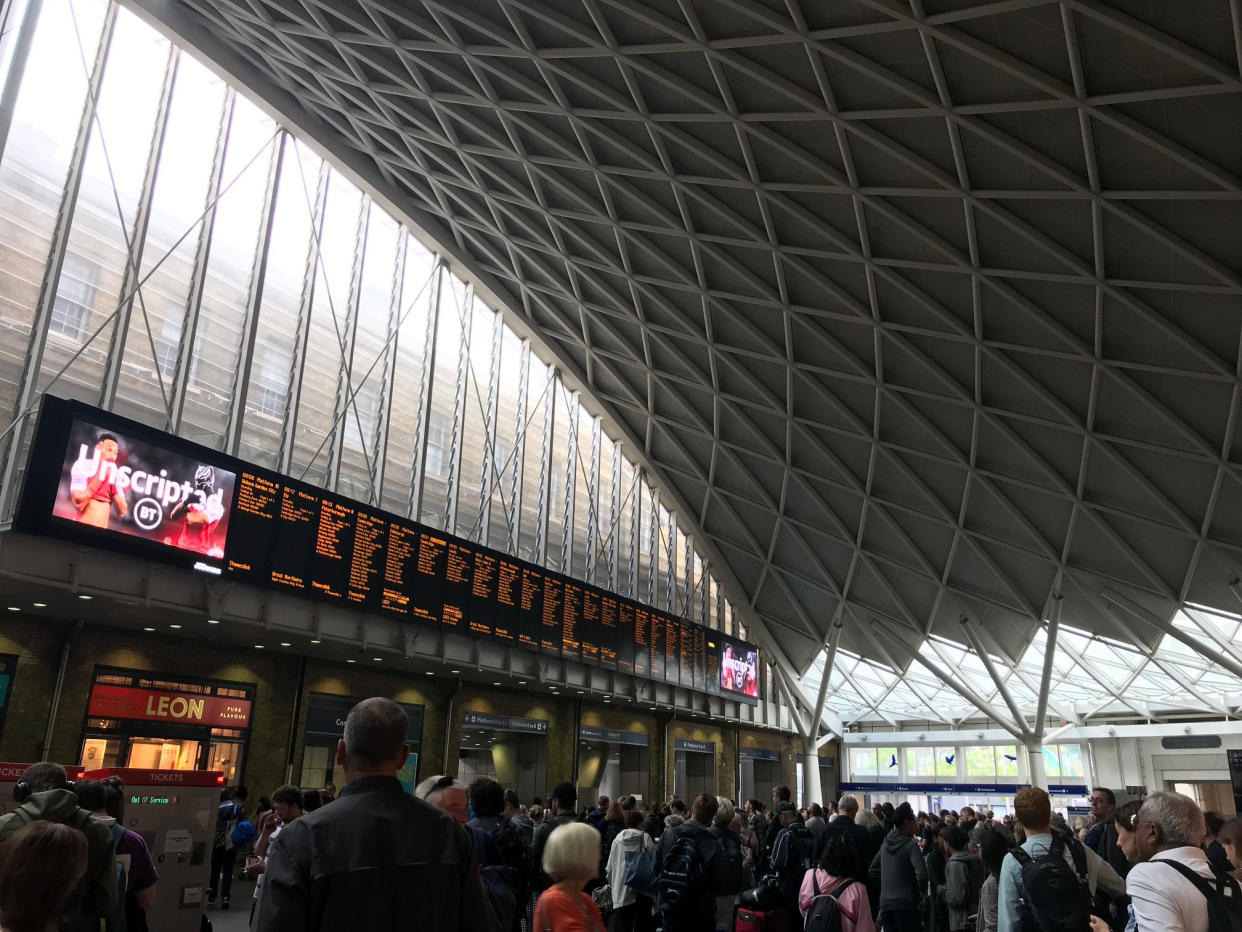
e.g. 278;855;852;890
1126;845;1212;932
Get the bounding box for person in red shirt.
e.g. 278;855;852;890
69;432;128;529
533;822;606;932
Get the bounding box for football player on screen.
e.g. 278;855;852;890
69;432;128;529
169;465;224;555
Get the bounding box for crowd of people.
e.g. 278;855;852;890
1;699;1240;932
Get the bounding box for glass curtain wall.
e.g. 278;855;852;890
0;0;741;637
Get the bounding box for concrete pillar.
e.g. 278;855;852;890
1026;742;1047;788
801;752;824;808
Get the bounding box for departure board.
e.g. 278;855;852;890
17;396;761;702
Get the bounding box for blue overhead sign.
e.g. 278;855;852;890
463;711;549;734
840;781;1088;796
579;725;649;746
674;738;715;754
739;747;780;762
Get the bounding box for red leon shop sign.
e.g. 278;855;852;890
88;685;251;728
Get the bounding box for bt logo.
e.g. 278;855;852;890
133;497;164;531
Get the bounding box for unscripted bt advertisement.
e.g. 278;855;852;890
51;419;236;559
720;640;759;698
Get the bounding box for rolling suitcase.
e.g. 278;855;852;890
734;905;789;931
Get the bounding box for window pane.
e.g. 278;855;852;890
965;746;996;778
936;747;958;778
1042;746;1061;777
181;96;276;447
876;748;898;773
571;406;593;579
336;206;400;502
545;379;571;571
905;747;934;777
112;54;227;425
40;10;170;402
1059;744;1085;778
849;749;878;776
616;455;635;596
517;357;548;561
596;432;616;588
997;746;1019;778
289;173;362;487
488;328;522;549
453;296;493;539
237;139;320;468
379;237;434;514
419;269;465;527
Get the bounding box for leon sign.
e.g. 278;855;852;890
88;685;251;728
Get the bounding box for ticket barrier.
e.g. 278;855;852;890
85;768;223;932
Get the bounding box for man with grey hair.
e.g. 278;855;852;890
816;793;869;881
256;698;487;931
1126;791;1223;932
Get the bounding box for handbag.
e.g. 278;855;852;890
591;881;613;914
623;847;659;896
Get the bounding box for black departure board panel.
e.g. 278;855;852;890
16;397;760;701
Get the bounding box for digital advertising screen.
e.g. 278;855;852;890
40;413;235;564
719;639;759;698
16;397;760;703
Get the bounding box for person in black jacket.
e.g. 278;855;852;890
255;698;486;932
816;795;871;880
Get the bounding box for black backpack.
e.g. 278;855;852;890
494;818;532;900
1154;859;1242;932
1010;834;1093;932
775;825;816;883
657;833;704;913
803;871;855;932
711;828;745;896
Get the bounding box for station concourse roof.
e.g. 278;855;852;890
132;0;1242;728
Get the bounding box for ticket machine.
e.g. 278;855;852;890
86;767;223;932
0;762;87;814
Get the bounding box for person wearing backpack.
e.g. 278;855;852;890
800;835;876;932
0;763;118;930
939;825;985;932
607;809;657;932
867;803;926;932
75;780;159;932
771;801;819;923
709;798;747;928
207;789;243;908
997;786;1125;932
654;793;719;932
1125;790;1237;932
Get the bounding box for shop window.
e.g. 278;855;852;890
965;746;1021;778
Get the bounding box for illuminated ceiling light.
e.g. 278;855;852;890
517;681;526;686
254;644;264;649
6;606;19;612
32;602;46;608
492;682;501;686
450;669;460;674
425;671;435;676
77;594;92;600
373;658;383;662
346;659;356;663
143;627;155;632
279;642;291;647
206;618;220;625
309;638;321;644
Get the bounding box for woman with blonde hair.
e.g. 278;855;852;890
534;822;607;931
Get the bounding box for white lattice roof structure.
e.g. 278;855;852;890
128;0;1242;734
